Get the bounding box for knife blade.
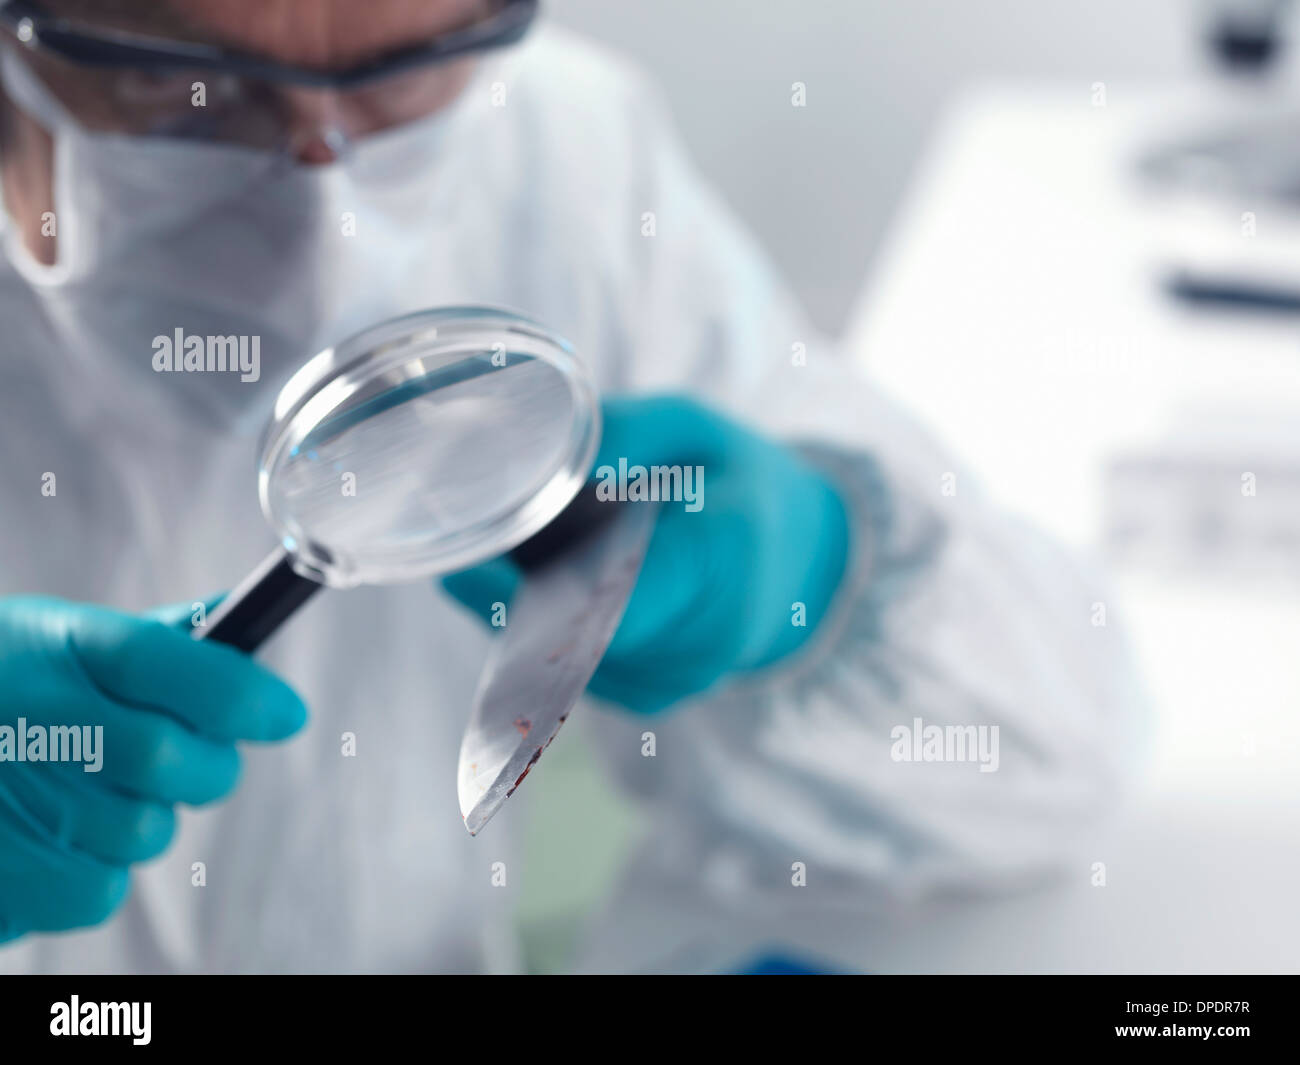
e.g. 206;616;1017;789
457;500;657;835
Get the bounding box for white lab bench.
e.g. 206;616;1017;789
837;84;1300;973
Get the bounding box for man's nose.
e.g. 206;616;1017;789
278;87;354;165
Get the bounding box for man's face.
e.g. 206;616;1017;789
1;0;497;261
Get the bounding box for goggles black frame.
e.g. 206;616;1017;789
0;0;538;89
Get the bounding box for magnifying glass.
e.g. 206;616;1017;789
195;306;606;652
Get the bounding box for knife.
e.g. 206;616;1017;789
457;492;657;835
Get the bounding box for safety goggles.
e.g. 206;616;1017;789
0;0;537;150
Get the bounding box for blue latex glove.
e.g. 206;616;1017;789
0;597;307;942
444;395;851;713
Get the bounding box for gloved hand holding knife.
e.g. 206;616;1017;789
444;394;852;713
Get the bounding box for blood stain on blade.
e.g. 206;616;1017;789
542;713;568;750
513;717;531;736
546;642;576;664
505;746;544;797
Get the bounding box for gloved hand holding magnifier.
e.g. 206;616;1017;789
197;306;612;652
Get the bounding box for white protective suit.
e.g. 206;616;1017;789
0;27;1142;974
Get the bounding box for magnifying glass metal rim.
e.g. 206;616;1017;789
195;305;604;651
257;305;601;587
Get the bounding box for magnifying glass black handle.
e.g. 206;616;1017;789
198;549;322;654
196;482;621;653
